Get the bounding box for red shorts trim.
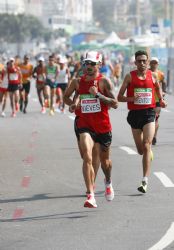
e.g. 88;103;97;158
0;87;8;93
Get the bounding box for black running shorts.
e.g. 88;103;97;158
127;108;155;130
20;81;31;94
74;117;112;148
8;84;20;92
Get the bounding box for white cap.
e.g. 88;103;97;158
83;51;102;63
150;57;159;63
9;57;15;62
59;57;67;64
38;56;45;62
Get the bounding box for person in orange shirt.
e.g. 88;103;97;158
149;57;167;145
19;55;33;113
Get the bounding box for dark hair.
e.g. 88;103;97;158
135;50;148;59
24;54;29;59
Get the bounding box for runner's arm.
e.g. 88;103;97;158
154;77;167;108
161;74;167;93
117;73;138;102
89;77;118;109
63;78;79;106
18;67;23;85
32;67;37;78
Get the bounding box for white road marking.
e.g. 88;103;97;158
148;222;174;250
162;109;171;113
68;115;75;120
32;98;38;102
154;172;174;187
119;146;137;155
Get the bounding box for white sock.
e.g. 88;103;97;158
142;177;148;184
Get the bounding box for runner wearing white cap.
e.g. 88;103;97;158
56;57;70;113
64;51;118;208
33;57;47;114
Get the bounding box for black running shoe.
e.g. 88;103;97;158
152;137;157;145
137;181;147;193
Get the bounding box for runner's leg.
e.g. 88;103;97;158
79;132;95;194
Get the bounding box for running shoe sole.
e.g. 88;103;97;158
137;183;147;193
84;200;97;208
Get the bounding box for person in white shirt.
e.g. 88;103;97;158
0;62;8;117
56;57;70;113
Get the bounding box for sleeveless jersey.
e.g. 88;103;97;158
77;74;111;134
19;63;33;84
46;65;57;83
35;65;46;84
127;70;156;110
7;66;21;85
56;68;68;83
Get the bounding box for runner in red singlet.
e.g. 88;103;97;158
64;51;118;208
7;58;22;117
33;57;47;114
118;50;167;193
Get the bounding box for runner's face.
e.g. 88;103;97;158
135;55;148;72
150;61;158;71
85;61;99;75
49;58;54;65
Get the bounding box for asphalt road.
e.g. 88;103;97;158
0;86;174;250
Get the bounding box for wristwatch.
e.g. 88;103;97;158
95;92;101;98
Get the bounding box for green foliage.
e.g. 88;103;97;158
0;14;50;43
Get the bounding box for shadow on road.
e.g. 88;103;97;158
0;193;88;204
0;210;97;223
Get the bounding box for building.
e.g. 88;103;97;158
0;0;93;34
0;0;25;14
41;0;93;34
23;0;42;17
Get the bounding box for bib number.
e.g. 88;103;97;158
9;73;18;81
134;88;152;105
81;94;101;113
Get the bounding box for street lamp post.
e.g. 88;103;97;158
167;0;174;93
5;0;8;14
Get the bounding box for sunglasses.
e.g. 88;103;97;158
136;59;147;64
85;61;98;66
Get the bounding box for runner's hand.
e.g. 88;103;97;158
69;104;76;113
89;86;98;96
160;99;167;108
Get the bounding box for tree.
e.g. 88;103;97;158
0;14;50;43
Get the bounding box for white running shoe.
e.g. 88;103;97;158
104;180;114;201
84;194;97;208
1;112;6;117
49;109;55;116
11;112;16;118
41;107;46;114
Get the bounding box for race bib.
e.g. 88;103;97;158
9;73;18;81
80;94;101;113
134;88;152;105
38;75;44;81
1;76;8;88
47;73;55;80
